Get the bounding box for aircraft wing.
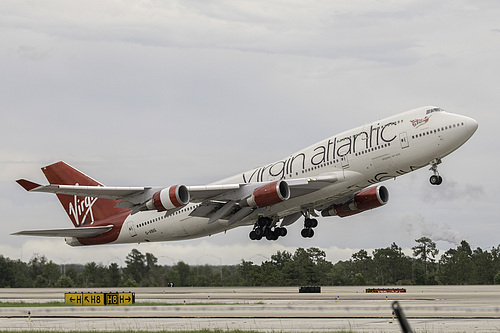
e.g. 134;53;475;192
11;225;114;238
16;172;342;224
16;179;244;202
187;173;342;224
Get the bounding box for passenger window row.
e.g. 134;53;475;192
354;143;392;157
138;205;197;227
412;122;465;140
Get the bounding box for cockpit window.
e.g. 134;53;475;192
426;107;444;115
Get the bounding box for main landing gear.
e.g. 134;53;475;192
249;217;287;241
429;158;443;185
301;217;318;238
248;213;319;241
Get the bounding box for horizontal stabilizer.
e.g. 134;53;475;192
11;225;114;238
16;179;42;191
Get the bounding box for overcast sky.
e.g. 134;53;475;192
1;0;498;267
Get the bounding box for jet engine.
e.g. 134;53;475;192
145;185;190;212
241;180;290;208
321;185;389;218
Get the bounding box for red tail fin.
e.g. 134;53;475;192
42;161;128;227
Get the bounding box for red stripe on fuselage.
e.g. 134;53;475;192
76;210;131;245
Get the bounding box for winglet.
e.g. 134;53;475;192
16;179;42;191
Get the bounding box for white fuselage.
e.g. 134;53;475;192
86;107;477;246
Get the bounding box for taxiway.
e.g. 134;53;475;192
1;285;500;332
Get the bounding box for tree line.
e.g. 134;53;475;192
1;238;500;288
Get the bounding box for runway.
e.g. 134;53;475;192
1;286;500;332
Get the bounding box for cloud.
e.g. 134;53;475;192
17;46;50;62
0;0;426;65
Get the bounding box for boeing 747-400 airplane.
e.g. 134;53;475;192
14;106;478;246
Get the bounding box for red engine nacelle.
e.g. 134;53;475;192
321;185;389;218
241;180;290;208
145;185;190;212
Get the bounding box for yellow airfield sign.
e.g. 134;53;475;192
105;292;134;305
64;293;83;305
65;292;135;306
82;293;105;306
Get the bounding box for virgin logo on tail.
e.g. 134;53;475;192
68;195;98;226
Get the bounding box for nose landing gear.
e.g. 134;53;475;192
429;158;443;185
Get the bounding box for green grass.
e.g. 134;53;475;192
0;301;72;307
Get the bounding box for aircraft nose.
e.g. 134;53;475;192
466;117;479;136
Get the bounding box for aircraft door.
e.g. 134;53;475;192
340;155;349;169
127;221;137;237
399;132;409;149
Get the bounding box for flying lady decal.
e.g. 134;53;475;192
411;116;430;128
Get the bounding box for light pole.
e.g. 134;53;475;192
107;256;123;267
248;254;269;264
56;257;68;276
197;254;222;280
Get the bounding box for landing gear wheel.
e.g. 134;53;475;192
430;175;443;185
301;213;317;238
272;229;280;240
429;158;443;186
301;228;314;238
249;229;263;241
304;218;318;228
264;228;279;241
